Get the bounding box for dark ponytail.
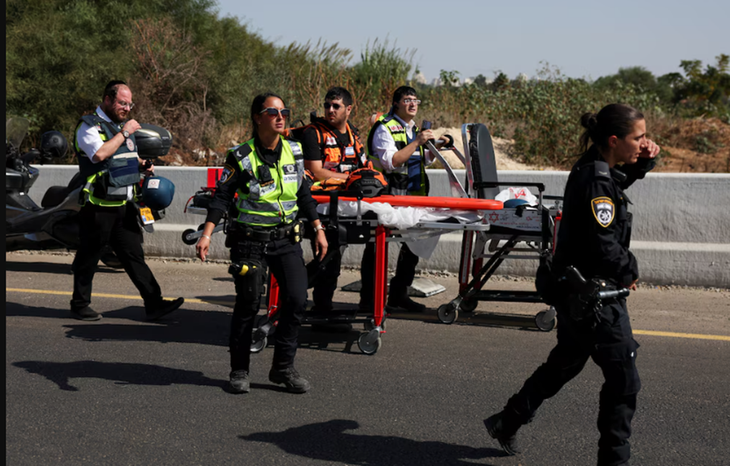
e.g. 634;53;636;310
250;92;285;138
579;103;644;152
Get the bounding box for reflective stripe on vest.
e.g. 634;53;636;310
82;171;130;207
74;113;138;207
233;137;304;227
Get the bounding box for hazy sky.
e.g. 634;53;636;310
215;0;727;82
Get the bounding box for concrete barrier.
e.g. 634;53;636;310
25;165;730;287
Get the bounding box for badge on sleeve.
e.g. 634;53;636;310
218;164;234;185
591;197;615;227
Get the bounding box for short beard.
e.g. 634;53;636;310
101;103;124;124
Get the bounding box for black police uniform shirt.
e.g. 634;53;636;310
554;145;655;287
205;136;319;228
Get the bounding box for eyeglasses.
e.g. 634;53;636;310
323;102;343;110
402;98;421;105
115;100;135;110
259;107;291;118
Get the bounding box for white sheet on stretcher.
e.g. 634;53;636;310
316;201;482;259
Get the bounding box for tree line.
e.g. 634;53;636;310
6;0;729;168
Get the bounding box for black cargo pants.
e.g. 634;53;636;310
359;241;419;306
228;235;308;373
71;202;162;311
502;298;641;466
309;227;342;311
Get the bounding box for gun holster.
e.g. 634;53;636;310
566;278;616;327
228;259;266;298
566;293;597;324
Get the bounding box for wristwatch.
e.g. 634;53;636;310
122;130;130;139
314;224;325;232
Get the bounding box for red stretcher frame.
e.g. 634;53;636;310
264;193;503;354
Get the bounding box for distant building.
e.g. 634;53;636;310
413;71;428;85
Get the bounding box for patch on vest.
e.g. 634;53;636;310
282;164;298;183
591;197;615;227
259;182;277;196
126;138;135;151
389;125;404;132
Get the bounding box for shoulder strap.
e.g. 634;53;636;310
80;114;104;127
287;140;304;159
231;143;253;162
348;121;360;138
80;114;118;135
366;119;386;157
594;161;611;180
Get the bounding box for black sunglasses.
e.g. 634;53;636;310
323;102;343;110
259;107;291;118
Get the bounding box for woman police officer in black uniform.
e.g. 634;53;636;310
196;92;327;394
484;103;660;466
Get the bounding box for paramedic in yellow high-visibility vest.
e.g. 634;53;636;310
360;86;446;314
196;92;327;395
70;80;184;322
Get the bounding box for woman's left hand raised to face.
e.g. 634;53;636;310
640;139;660;158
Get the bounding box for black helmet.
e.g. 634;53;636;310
40;131;68;158
142;176;175;210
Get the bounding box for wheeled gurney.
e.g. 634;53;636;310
257;190;503;354
181;170;503;354
433;123;563;330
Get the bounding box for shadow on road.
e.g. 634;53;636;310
239;419;505;465
6;302;230;346
5;260;124;275
6;303;74;320
12;360;227;392
7;301;544;356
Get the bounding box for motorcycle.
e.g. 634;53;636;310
5;117;173;267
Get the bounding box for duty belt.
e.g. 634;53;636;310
238;221;302;242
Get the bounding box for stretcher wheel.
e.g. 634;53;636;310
437;303;459;324
357;330;382;355
460;298;478;313
535;309;557;332
250;333;267;353
181;228;198;245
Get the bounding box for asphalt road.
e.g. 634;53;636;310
6;252;730;466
